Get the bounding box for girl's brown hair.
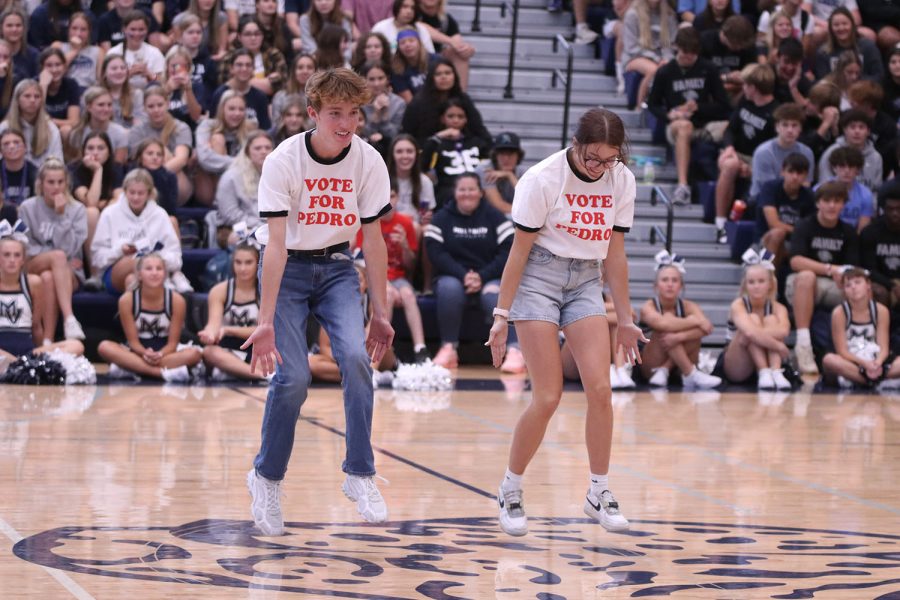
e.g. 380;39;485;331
573;108;630;166
101;54;136;124
306;0;349;39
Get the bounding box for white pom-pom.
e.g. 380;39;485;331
391;360;454;392
44;349;97;385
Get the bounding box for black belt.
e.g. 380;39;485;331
286;242;350;257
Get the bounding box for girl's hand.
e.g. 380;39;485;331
617;322;648;365
70;35;84;50
198;328;215;345
436;127;461;139
39;68;53;89
52;192;68;213
485;317;509;368
83;155;101;171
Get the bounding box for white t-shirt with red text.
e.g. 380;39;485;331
511;149;636;260
255;131;392;249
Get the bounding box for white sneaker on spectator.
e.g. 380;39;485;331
108;363;139;380
574;24;598;44
498;485;528;536
648;367;669;387
609;365;623;389
794;343;818;375
372;370;395;388
771;368;792;390
64;316;85;340
169;271;194;294
837;375;854;389
616;366;636;388
161;365;191;383
716;228;728;245
682;367;721;389
342;475;388;522
584;488;629;531
210;367;230;382
247;468;284;535
672;184;691;206
757;368;775;390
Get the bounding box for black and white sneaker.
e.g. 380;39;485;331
498;486;528;536
716;227;728;245
583;489;629;531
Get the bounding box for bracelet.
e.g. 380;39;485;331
492;307;510;319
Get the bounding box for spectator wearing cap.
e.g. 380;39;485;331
476;131;525;216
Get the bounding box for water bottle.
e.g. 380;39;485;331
643;159;655;185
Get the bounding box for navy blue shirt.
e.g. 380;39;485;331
425;199;512;282
29;4;93;49
755;177;815;241
44;77;81;120
11;47;39;81
210;85;271;130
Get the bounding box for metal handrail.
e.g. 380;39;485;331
471;0;482;32
649;185;674;254
551;34;574;149
500;0;520;99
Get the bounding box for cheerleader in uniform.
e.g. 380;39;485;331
97;252;201;381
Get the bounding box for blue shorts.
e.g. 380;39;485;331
509;244;606;328
102;265;119;295
0;331;34;356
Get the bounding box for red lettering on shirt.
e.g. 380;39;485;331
569;211;607;226
564;193;613;208
304;177;354;192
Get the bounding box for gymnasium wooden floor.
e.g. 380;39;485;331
2;369;900;599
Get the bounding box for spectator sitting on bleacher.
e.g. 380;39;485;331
857;0;900;54
716;252;792;390
700;15;756;99
99;54;145;129
386;133;434;226
477;131;525;217
812;7;883;83
37;47;80;142
299;0;356;61
53;11;101;91
758;11;794;65
195;90;256;206
420;97;491;209
355;185;429;363
210;48;272;130
819;146;873;232
804;0;876;50
69;132;124;263
390;27;433;103
786;181;860;375
639;257;722;389
0;79;64;168
847;80;898;179
0;40;15;121
98;251;202;382
127;86;193;204
884;47;900;125
756;0;814;51
90;168;184;293
270;95;309;147
2;8;38;81
771;37;811;106
352;31;391;73
189;0;230;62
162;45;206;133
646;26;729;208
18;158;87;343
818;108;883;192
0;233;84;362
620;0;678;110
256;0;294;60
314;23;352;70
0;130;37;209
603;0;631;95
170;13;219;104
799;80;840;162
97;0;156;52
424;172;522;371
400;57;490;149
690;0;737;34
199;241;268;381
132;139;178;218
360;61;405;153
271;53;315;126
749;102;814;208
714;64;780;244
233;15;288;98
67;86;129;164
372;0;434;54
860;178;900;307
106;11;165;89
822;267;900;389
756;152;815;266
342;0;393;37
822;50;862;111
214;129;272;235
226;0;258;34
416;0;474;90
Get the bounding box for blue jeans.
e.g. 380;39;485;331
254;252;375;480
434;275;518;346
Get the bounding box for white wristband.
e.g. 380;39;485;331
493;307;510;319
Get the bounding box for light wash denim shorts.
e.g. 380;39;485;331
509;244;606;328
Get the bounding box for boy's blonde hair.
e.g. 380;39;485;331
305;68;371;112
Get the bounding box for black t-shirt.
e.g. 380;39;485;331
97;9;160;46
756;177;815;238
773;72;812;105
723;98;777;156
791;214;860;267
44;77;81;120
418;12;460;53
860;218;900;288
700;29;756;74
284;0;311;14
191;50;220;97
69;162;125;200
210;85;271;130
0;160;37;207
169;84;207;131
148;166;178;215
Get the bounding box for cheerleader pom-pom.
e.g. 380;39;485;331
44;349;97;385
392;389;452;413
391;360;454;392
2;353;66;385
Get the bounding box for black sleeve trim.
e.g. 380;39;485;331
360;203;392;224
514;221;540;233
260;210;289;217
612;225;631;233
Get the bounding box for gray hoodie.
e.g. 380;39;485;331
17;195;87;264
818;136;883;192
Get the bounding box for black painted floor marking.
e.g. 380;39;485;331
229;386;495;500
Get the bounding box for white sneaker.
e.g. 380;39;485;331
795;343;818;375
574;25;598;45
584;488;629;531
648;367;669;387
210;367;230;382
342;474;388;523
169;270;194;294
64;316;85;340
246;468;284;535
682;367;722;389
757;368;775;390
837;375;854;389
161;365;190;383
372;370;395;388
108;363;139;380
616;366;636;388
497;485;528;536
609;365;623;389
771;368;792;390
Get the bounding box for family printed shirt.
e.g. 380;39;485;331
256;131;392;249
512;150;635;260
